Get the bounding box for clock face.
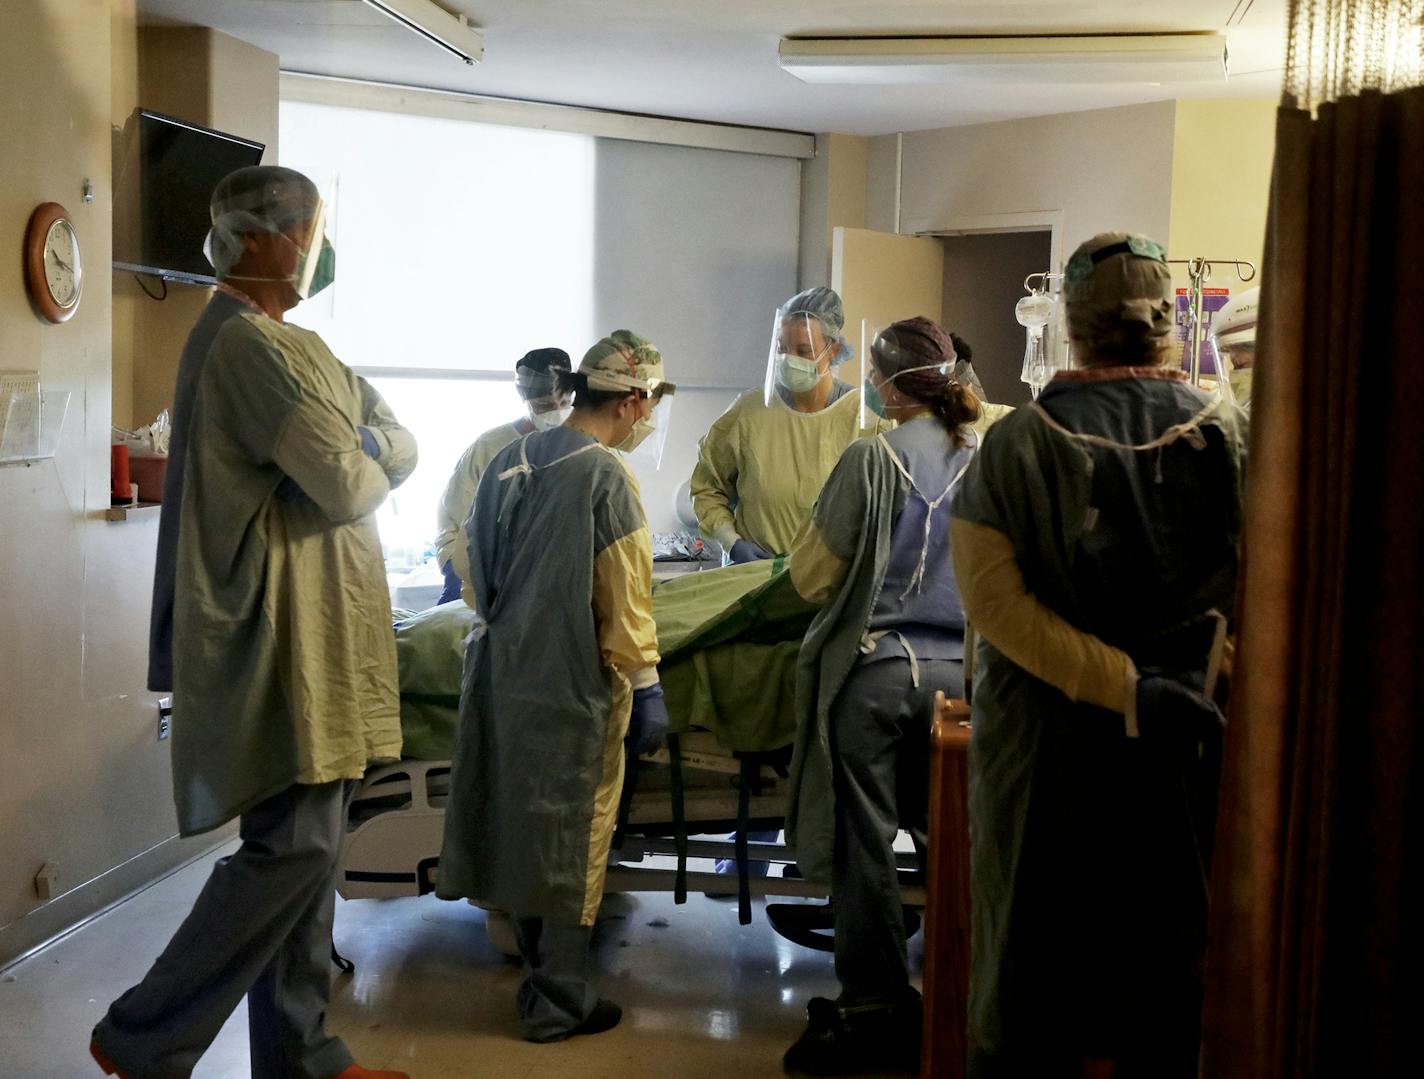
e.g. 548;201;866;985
44;218;81;309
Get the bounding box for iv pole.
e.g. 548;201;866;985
1169;258;1257;385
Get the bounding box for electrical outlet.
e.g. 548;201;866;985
157;696;172;741
34;862;59;901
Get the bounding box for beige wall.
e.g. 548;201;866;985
1167;99;1276;289
853;99;1275;277
798;133;869;289
826;101;1275;388
117;27;280;430
864;135;898;234
0;1;280;967
866;101;1180;267
110;0;139;428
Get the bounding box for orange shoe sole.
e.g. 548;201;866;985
90;1041;136;1079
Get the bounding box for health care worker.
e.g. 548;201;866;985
783;318;981;1077
433;347;573;605
692;287;884;563
438;332;674;1043
1209;285;1259;412
950;233;1247;1079
91;167;413;1079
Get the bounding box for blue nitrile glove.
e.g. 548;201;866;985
627;683;670;756
730;538;773;564
1135;670;1224;753
357;426;381;460
275;476;306;501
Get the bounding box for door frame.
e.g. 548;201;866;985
908;209;1065;274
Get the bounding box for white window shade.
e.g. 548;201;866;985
280;100;596;371
590;139;800;390
278;93;804;546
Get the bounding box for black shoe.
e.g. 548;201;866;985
783;996;921;1075
567;998;622;1039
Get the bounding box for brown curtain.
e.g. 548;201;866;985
1201;4;1424;1075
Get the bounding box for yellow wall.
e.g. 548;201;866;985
1167;99;1277;289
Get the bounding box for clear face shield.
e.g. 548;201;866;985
620;384;675;471
517;366;574;431
859;321;887;429
859;322;956;428
764;310;838;407
208;194;335;301
1208;333;1256;409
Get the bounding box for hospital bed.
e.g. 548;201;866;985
338;561;927;951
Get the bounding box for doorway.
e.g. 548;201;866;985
938;231;1053;407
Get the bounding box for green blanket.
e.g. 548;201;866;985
393;561;817;760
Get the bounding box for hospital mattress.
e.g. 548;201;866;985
391;560;819;760
343;564;913;941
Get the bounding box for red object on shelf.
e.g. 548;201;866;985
110;444;131;502
129;454;168;503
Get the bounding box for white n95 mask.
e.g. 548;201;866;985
530;407;571;432
617;416;655;453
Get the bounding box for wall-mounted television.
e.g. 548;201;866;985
113;109;265;286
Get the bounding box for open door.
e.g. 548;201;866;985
831;226;944;347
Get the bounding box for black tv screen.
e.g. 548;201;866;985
113;109;265;285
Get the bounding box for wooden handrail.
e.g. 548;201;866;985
922;691;972;1079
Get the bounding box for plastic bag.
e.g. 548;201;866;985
113;409;170;457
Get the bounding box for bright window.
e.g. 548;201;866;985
278;100;594;569
362;376;523;571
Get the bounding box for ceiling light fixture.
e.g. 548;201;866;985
360;0;484;66
778;33;1229;85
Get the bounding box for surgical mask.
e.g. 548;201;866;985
530;407;571;432
225;231;336;300
863;360;952;421
299;238;336;300
863;379;889;419
617;415;656;453
1228;367;1254;411
777;353;824;395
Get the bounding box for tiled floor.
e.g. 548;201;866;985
0;846;921;1078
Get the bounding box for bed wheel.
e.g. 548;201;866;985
484;909;520;959
766;902;924;952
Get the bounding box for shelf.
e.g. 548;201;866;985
104;502;162;522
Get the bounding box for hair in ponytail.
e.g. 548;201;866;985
876;316;982;444
929;379;981;446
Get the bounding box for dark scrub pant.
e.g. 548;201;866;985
437;560;463;606
512;917;597;1042
92;781;355;1079
830;656;963;1007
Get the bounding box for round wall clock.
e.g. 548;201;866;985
24;202;83;324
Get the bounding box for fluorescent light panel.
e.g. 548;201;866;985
778;33;1229;85
360;0;484;66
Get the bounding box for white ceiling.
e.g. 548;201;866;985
136;0;1287;135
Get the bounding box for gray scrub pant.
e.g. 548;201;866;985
513;917;598;1042
92;781;355;1079
831;656;963;1008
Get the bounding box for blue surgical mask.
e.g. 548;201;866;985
778;353;823;394
863;378;889;419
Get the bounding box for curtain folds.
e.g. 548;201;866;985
1202;82;1424;1079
